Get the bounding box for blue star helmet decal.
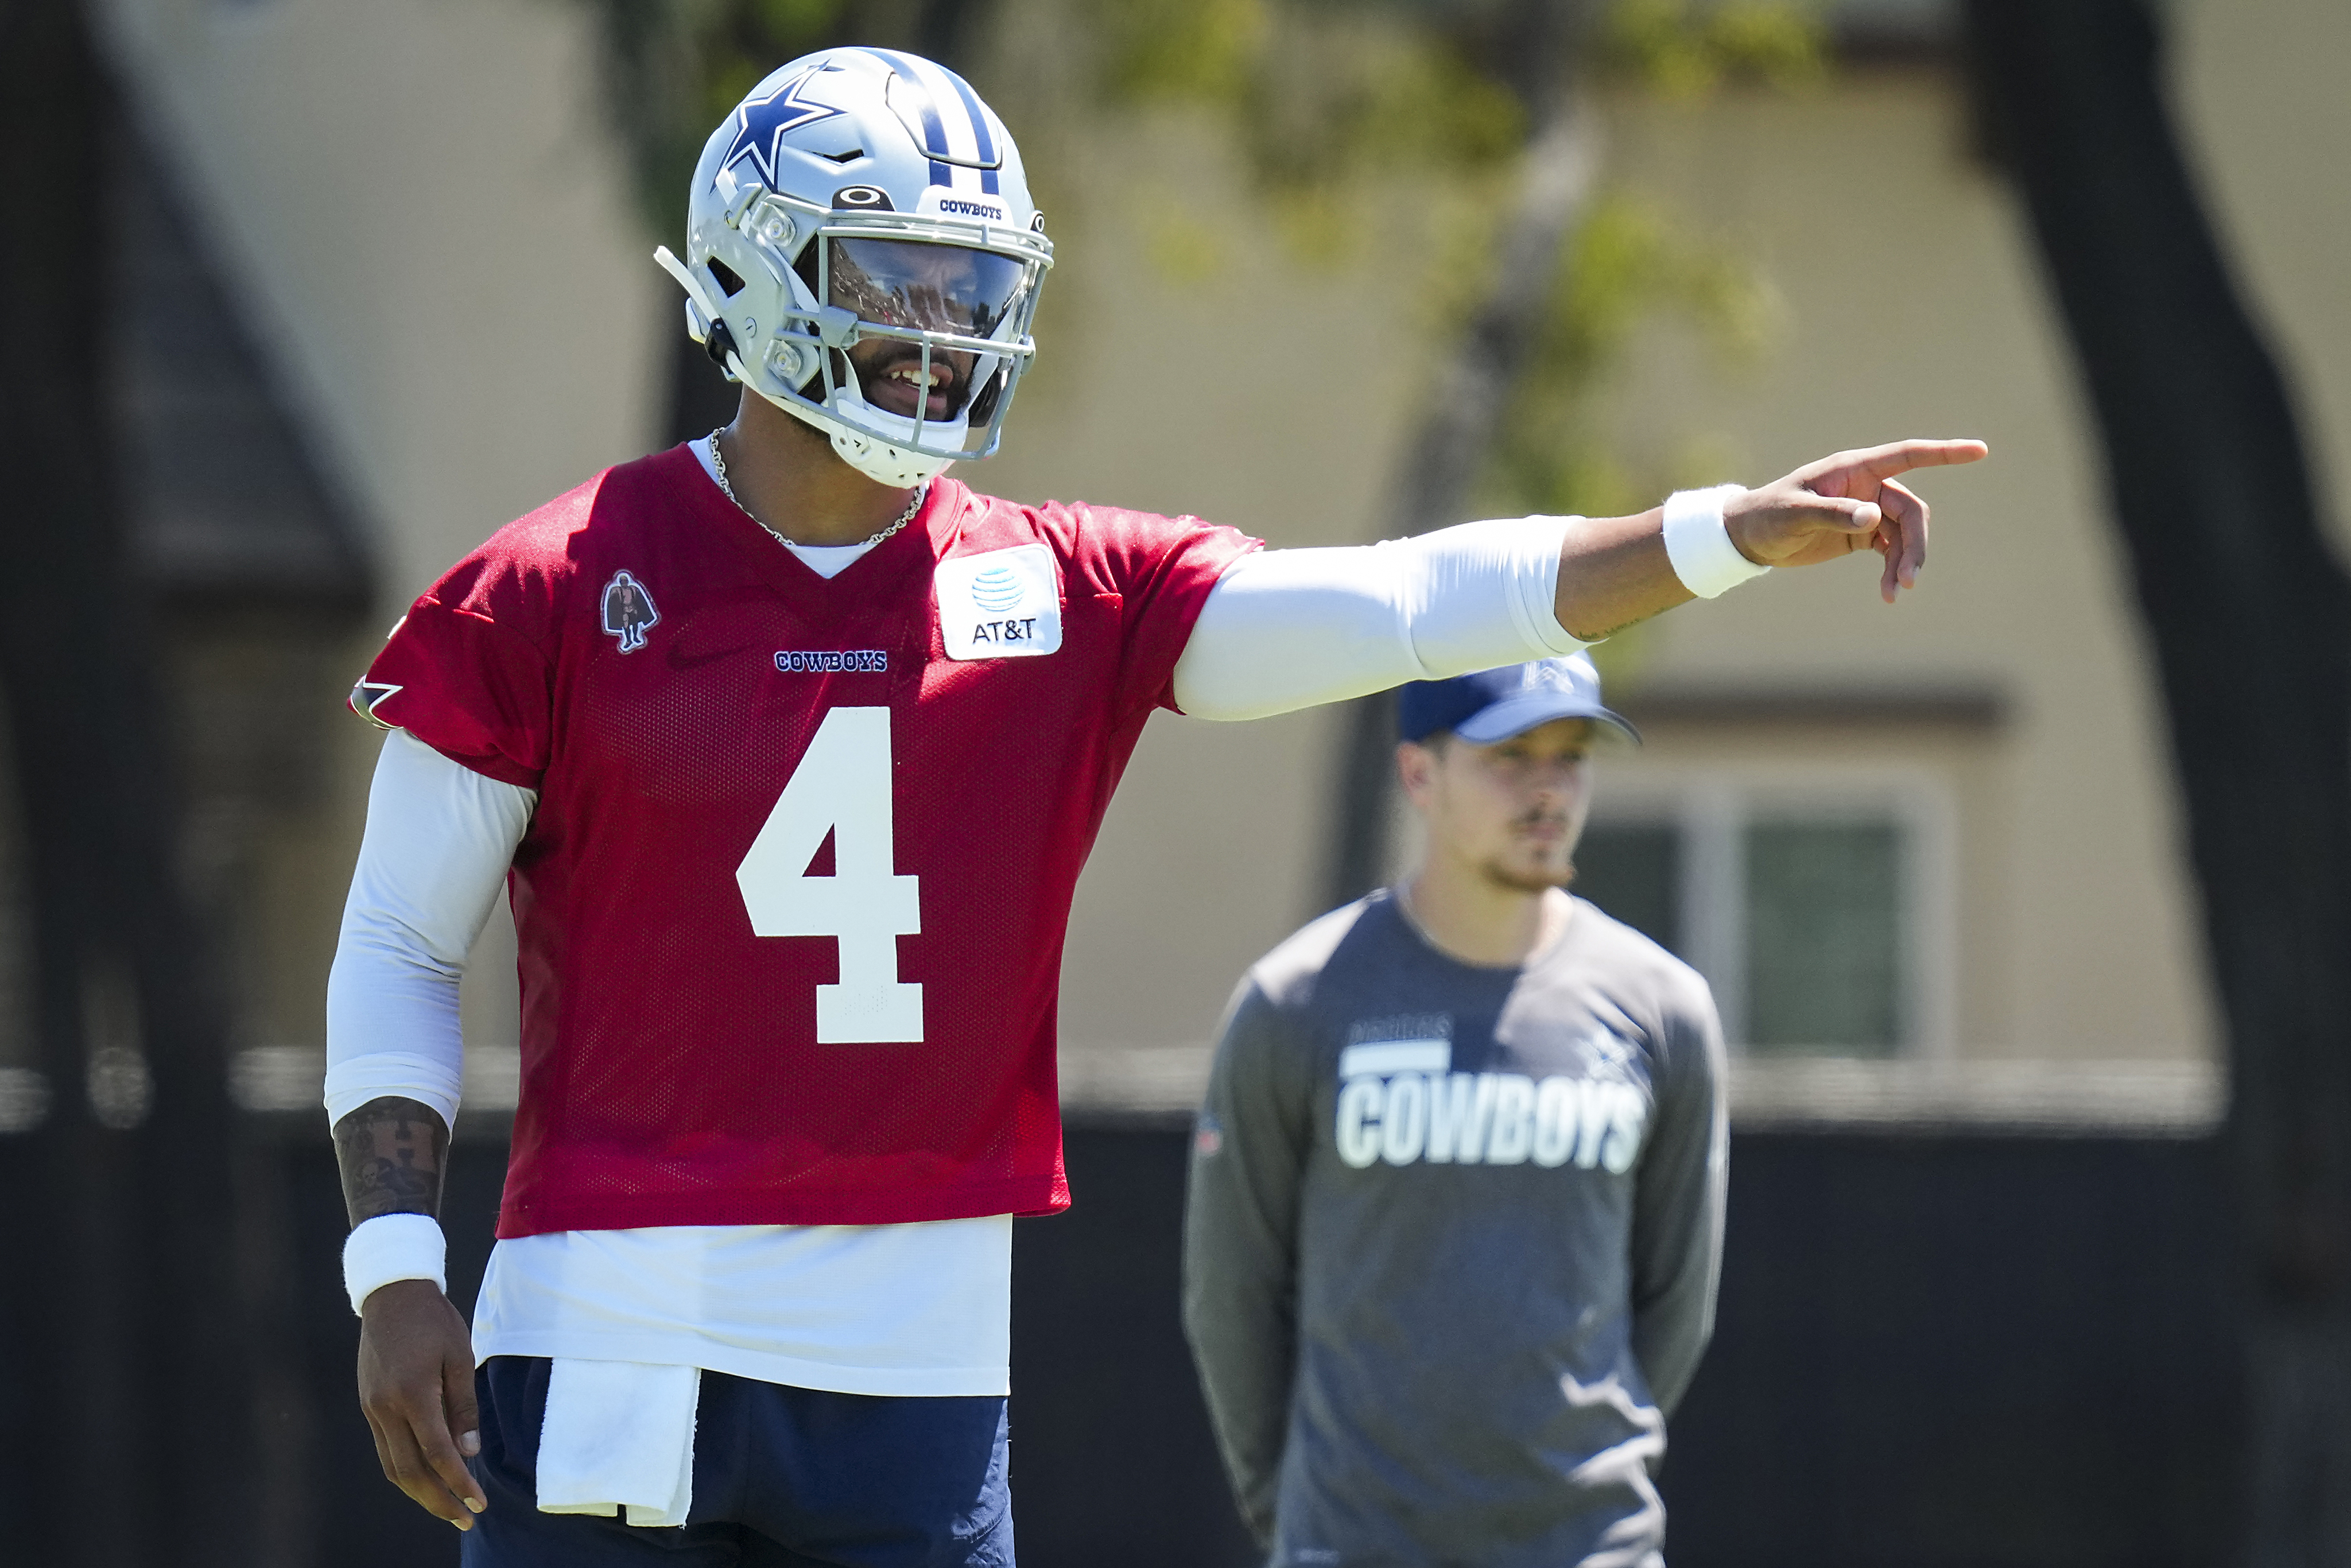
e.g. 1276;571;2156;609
719;65;847;189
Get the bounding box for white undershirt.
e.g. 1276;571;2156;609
324;456;1586;1396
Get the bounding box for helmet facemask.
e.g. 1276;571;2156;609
661;183;1048;488
791;232;1038;464
657;49;1055;487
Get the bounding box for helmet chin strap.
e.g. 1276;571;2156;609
755;381;958;489
828;428;955;488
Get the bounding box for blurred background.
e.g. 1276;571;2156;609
2;0;2348;1563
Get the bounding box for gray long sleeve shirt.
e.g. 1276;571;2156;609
1182;890;1728;1568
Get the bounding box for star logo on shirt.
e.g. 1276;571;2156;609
348;681;402;730
1585;1031;1635;1079
1193;1113;1225;1158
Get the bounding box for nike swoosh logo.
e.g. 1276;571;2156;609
664;643;756;671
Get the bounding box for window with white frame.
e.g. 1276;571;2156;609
1572;771;1956;1057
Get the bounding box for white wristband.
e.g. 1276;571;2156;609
343;1212;448;1315
1663;484;1770;599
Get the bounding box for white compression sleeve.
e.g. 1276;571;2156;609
1170;517;1585;723
323;729;537;1128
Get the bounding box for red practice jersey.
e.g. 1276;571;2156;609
355;445;1256;1236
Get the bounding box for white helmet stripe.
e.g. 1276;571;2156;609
866;48;995;181
935;68;1003;197
862;49;954;186
898;55;983;166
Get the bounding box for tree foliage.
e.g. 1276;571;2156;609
576;0;1821;522
1484;189;1781;521
579;0;875;239
1604;0;1826;98
1065;0;1822;520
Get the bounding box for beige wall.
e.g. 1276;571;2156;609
96;0;669;1062
1577;0;2349;1062
106;0;2350;1082
978;111;1436;1062
95;0;666;602
1594;74;2205;1061
2178;0;2351;562
1039;0;2351;1069
1585;714;2004;1056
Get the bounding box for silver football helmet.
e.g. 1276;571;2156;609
655;48;1053;487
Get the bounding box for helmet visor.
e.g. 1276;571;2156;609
825;236;1030;339
809;236;1037;431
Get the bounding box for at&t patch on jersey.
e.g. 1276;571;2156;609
935;544;1061;659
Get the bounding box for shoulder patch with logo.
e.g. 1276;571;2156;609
934;544;1062;660
601;570;660;653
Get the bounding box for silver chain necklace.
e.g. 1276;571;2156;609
707;426;927;550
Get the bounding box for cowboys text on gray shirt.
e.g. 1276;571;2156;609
1183;891;1727;1568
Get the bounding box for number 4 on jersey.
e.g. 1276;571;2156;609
736;706;924;1043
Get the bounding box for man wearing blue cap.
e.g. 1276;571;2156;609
1184;653;1725;1568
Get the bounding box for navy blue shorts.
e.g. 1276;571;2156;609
459;1356;1014;1566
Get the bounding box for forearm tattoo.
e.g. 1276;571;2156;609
333;1096;452;1228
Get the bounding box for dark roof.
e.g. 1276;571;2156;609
111;134;371;612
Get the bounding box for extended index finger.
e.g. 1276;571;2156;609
1803;438;1988;492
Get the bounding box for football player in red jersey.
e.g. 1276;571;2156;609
325;45;1984;1566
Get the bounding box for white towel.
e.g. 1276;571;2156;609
534;1359;701;1528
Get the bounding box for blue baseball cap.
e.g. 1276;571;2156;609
1396;654;1639;747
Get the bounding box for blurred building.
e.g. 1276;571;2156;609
45;0;2351;1145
